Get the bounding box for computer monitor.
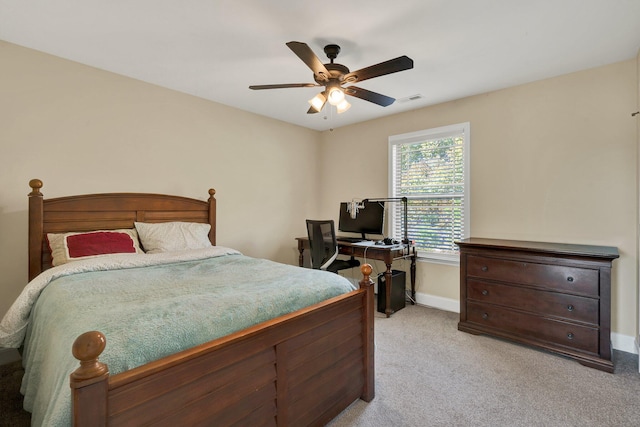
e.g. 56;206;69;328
338;201;385;239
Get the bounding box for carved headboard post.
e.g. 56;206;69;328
28;179;44;282
208;188;217;245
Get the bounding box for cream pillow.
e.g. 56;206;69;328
47;229;144;266
134;221;212;254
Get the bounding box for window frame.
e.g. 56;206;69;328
388;122;470;265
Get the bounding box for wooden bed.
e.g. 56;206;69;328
27;178;375;427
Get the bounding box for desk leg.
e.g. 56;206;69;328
298;244;304;267
410;251;416;305
384;264;393;318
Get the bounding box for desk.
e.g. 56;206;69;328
296;237;416;317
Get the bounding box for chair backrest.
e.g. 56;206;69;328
306;220;339;270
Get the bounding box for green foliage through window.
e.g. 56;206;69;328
389;123;469;261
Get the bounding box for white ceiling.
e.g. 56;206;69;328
1;0;639;131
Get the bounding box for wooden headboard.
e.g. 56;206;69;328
28;179;217;281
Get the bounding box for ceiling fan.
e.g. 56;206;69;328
249;41;414;114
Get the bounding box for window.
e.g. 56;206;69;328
389;122;469;264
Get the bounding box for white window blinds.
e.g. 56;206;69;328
389;123;470;263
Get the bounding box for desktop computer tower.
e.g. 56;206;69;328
377;270;406;314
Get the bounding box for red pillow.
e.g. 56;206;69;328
66;232;138;257
47;229;144;266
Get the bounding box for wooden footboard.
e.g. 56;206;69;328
70;265;375;427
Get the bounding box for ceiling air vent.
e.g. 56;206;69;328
397;94;424;103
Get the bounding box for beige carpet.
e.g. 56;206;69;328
328;304;640;427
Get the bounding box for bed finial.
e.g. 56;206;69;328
208;188;216;197
359;263;374;287
29;178;43;196
70;331;109;424
70;331;109;382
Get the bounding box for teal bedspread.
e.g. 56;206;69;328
19;251;356;426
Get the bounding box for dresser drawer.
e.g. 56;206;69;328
467;279;599;325
467;255;599;296
458;238;618;372
466;301;599;354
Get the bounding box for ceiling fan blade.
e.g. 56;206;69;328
344;86;395;107
343;55;413;84
286;41;330;83
249;83;318;90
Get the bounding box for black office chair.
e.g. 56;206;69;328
306;219;361;273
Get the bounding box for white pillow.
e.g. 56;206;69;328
48;229;144;266
134;221;212;254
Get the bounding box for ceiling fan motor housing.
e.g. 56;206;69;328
316;63;350;84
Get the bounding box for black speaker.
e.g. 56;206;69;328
377;270;406;313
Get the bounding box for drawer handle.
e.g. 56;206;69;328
567;304;574;312
481;266;488;272
482;313;489;320
567;332;574;340
481;290;489;296
567;276;574;282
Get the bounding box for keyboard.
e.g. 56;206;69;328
337;236;365;243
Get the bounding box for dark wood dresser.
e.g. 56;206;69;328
456;238;619;372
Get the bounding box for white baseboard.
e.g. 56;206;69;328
415;291;638;354
414;291;459;313
611;332;638;354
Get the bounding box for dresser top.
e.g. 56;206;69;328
455;238;619;260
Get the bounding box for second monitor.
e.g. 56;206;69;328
338;201;385;240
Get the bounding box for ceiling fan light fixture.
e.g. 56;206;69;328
327;87;345;106
336;99;351;114
308;92;326;112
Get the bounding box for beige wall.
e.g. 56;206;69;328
1;40;638;351
319;59;638;348
0;41;320;317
